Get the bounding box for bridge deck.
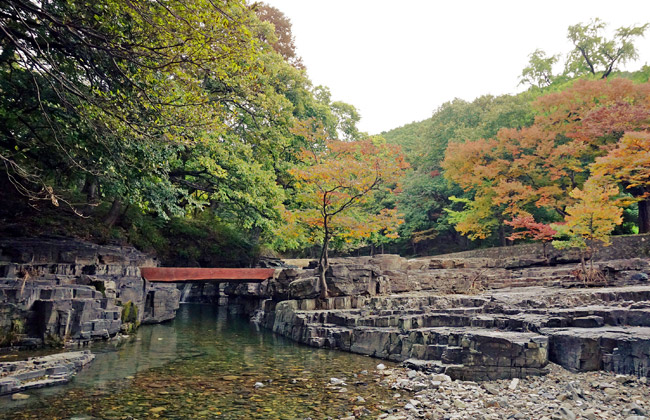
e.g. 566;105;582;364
140;267;275;283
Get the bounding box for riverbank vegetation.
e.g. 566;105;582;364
1;2;648;262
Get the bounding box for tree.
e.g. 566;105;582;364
331;101;362;141
520;20;648;88
442;79;650;241
505;216;557;259
444;194;503;242
286;122;409;297
0;0;260;214
592;131;650;232
566;19;649;78
552;178;623;282
520;49;559;88
385;93;536;253
254;2;304;69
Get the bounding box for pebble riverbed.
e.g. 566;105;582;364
374;363;649;420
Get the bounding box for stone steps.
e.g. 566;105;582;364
265;285;650;380
290;302;650;333
272;307;549;381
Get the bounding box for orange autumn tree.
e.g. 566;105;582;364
443;126;564;243
442;78;650;241
592;131;650;232
286;126;409;298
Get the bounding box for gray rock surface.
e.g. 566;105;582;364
379;362;650;420
0;350;94;395
220;252;650;381
0;238;180;348
257;284;650;380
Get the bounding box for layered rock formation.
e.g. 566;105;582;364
0;238;180;348
259;285;650;381
4;235;649;384
224;253;650;381
224;254;650;304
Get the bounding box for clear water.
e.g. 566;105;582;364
0;305;403;419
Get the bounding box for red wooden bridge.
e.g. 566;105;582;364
140;267;276;283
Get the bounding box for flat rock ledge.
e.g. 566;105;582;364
0;350;94;395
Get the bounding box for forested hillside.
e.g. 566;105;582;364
383;19;650;256
0;1;381;266
1;3;648;263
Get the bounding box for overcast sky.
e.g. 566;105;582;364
264;0;650;135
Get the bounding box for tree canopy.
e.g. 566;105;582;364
282;121;408;296
2;7;649;262
0;0;369;263
442;78;650;244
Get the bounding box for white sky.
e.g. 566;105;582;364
264;0;650;134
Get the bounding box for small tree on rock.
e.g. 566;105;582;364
552;179;623;283
505;215;557;260
286;125;409;298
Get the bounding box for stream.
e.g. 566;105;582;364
0;304;402;419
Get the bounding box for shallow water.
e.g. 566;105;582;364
1;304;402;419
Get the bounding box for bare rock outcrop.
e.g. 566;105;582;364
238;251;650;381
0;238;180;348
0;350;94;395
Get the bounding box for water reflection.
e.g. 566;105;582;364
1;304;402;419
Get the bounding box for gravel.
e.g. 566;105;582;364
372;363;649;420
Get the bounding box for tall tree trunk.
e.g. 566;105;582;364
104;199;122;227
639;199;650;234
318;238;329;299
81;175;99;203
318;218;330;299
499;224;506;247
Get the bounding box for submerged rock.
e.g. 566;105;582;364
0;350;94;395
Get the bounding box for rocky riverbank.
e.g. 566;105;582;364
3;235;650;401
0;238;180;349
220;252;650;382
376;362;649;420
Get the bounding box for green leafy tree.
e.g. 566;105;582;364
520;49;559;88
331;101;362;141
520;20;648;89
566;19;649;78
0;0;260;215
